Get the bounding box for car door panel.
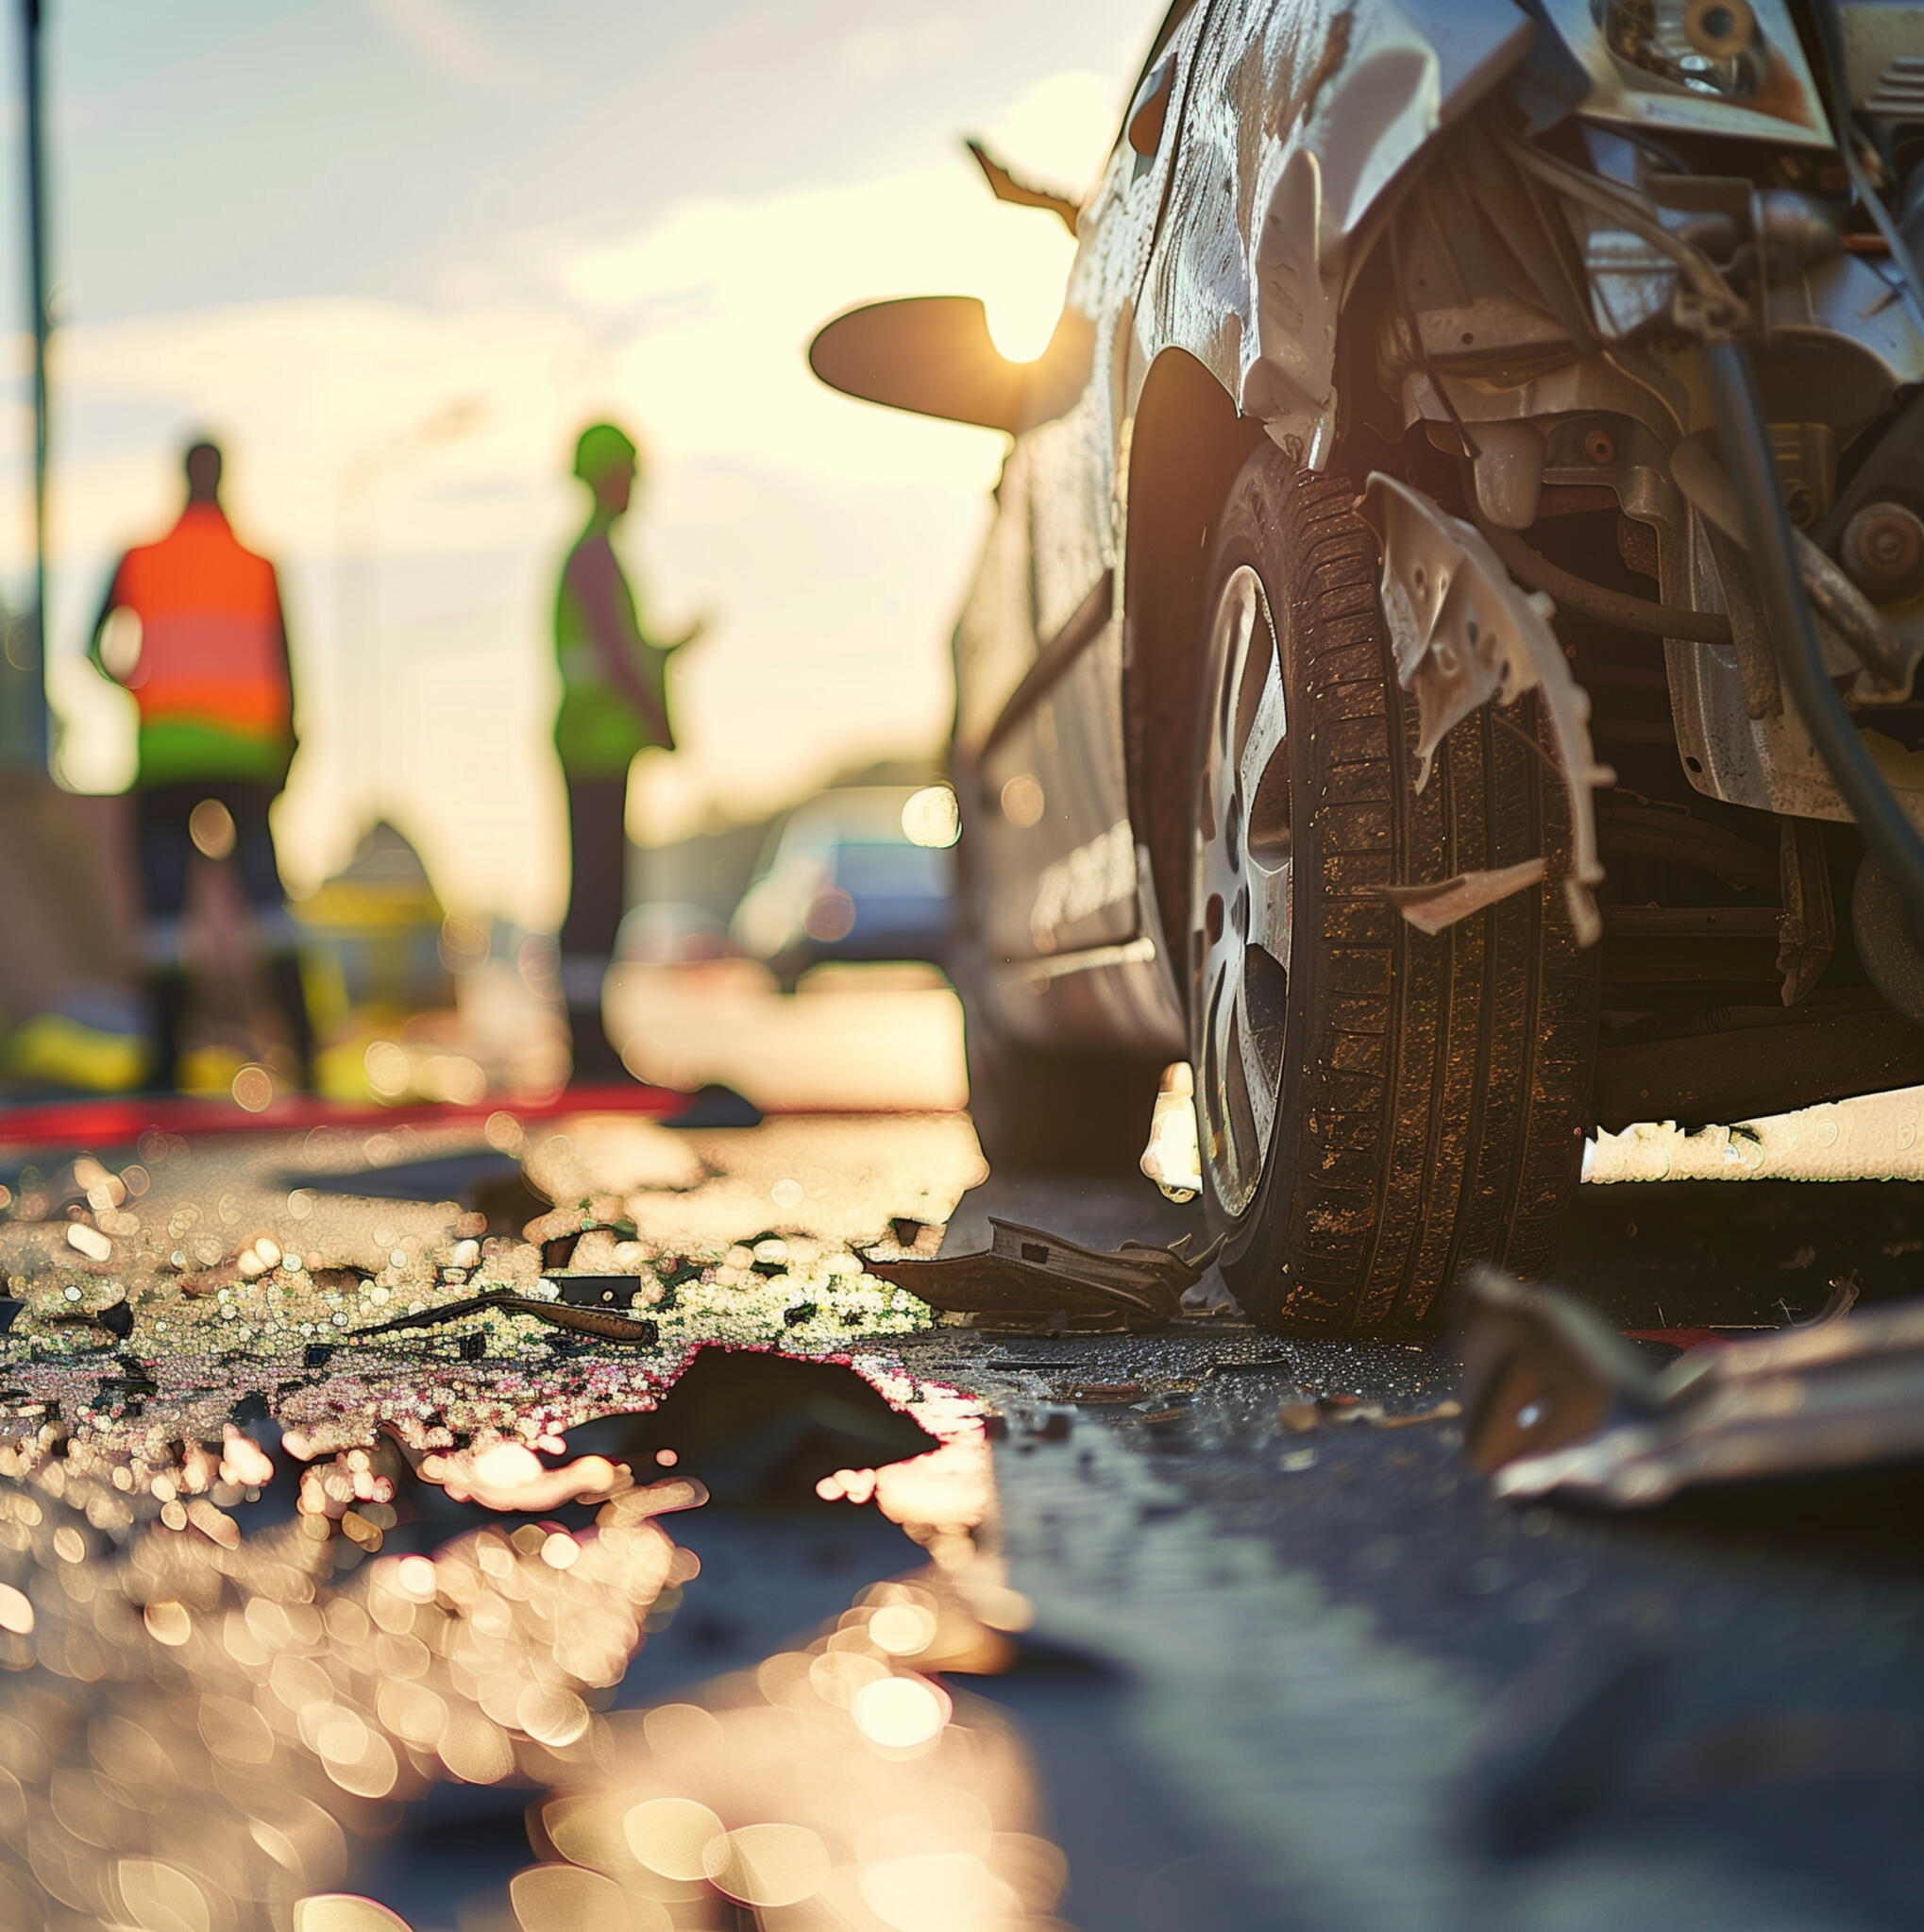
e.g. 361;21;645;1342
954;0;1220;993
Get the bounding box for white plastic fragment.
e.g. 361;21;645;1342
1380;858;1549;936
1363;474;1613;945
1140;1061;1204;1202
65;1224;111;1263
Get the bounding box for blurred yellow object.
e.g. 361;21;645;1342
313;1036;378;1101
3;1010;148;1093
177;1041;247;1098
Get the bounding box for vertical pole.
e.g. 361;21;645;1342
12;0;50;773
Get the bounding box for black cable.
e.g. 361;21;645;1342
1471;507;1733;643
1702;338;1924;932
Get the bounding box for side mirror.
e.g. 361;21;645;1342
807;296;1091;437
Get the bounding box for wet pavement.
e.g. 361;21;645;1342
0;1110;1919;1929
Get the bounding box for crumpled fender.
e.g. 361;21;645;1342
1362;473;1612;944
1142;0;1535;465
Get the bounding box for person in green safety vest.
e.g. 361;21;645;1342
553;420;702;1082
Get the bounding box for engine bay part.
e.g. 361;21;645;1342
1670;432;1913;691
1363;475;1613;944
1474;514;1733;643
1840;501;1924;603
1703;340;1924;923
1536;0;1831;143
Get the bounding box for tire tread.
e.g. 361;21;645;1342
1202;454;1596;1332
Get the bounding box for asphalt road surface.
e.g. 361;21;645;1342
1;1107;1920;1931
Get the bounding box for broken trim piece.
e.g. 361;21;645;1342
1460;1267;1924;1509
1381;859;1549;936
1362;475;1613;945
862;1217;1223;1333
354;1290;661;1347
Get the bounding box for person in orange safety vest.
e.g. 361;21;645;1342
89;440;314;1093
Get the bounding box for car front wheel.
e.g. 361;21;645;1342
1188;447;1596;1333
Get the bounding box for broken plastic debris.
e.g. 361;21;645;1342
1139;1060;1203;1201
548;1273;660;1311
558;1347;937;1506
863;1217;1224;1333
1460;1267;1924;1508
43;1296;134;1339
1362;475;1612;944
1066;1381;1143;1403
1380;859;1548;936
1278;1394;1461;1432
355;1290;661;1346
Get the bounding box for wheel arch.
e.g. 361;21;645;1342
1122;347;1266;1007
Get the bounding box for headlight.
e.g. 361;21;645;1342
1601;0;1765;102
1539;0;1831;143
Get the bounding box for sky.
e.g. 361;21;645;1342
0;0;1159;928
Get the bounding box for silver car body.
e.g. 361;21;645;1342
949;0;1924;1061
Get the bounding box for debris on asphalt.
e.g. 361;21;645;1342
355;1289;661;1347
556;1346;938;1505
1135;1405;1190;1430
862;1217;1223;1332
1460;1267;1924;1507
520;1560;1051;1932
42;1296;134;1340
1375;1399;1465;1429
1277;1392;1462;1433
548;1272;662;1311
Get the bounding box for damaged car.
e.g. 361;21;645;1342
811;0;1924;1334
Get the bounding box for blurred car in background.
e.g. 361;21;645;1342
731;785;956;991
614;900;737;967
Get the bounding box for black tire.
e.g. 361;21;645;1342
1188;449;1596;1332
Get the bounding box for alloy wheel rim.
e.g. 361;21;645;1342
1191;565;1293;1218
